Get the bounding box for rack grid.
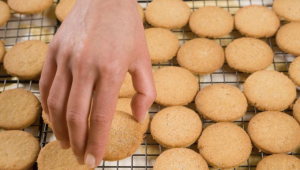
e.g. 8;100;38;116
0;0;299;170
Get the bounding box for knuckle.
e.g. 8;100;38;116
91;112;110;125
47;97;61;112
66;110;85;124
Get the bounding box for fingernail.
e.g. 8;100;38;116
75;155;84;165
85;154;96;168
57;140;70;149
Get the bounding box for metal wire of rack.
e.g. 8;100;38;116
0;0;299;170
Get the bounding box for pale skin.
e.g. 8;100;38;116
39;0;156;168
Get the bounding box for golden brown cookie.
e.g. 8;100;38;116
0;130;40;170
273;0;300;22
293;98;300;124
150;106;202;148
235;5;280;38
55;0;77;22
145;0;191;29
116;98;150;133
225;37;274;73
8;0;52;14
42;111;52;128
119;73;135;98
248;111;300;154
153;66;199;106
257;154;300;170
137;3;145;23
4;40;48;80
177;38;224;75
0;89;40;130
0;40;5;63
0;1;10;27
37;140;92;170
276;22;300;56
289;57;300;86
153;148;209;170
198;122;252;169
189;6;234;38
145;28;179;63
243;70;296;111
103;111;143;161
195;84;248;122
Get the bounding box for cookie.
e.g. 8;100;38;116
225;37;274;73
150;106;202;148
137;3;145;23
0;1;10;27
153;148;209;170
116;98;150;133
0;130;40;170
289;57;300;86
243;70;296;111
119;73;135;98
145;0;191;29
0;40;5;63
37;140;92;170
235;5;280;38
145;28;179;63
276;22;300;56
189;6;234;38
195;84;248;122
4;40;48;80
257;154;300;170
198;122;252;169
0;89;40;130
42;111;52;128
55;0;77;22
248;111;300;154
103;111;143;161
153;66;199;106
8;0;52;14
177;38;224;75
293;98;300;124
273;0;300;22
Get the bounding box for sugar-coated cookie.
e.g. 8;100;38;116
289;57;300;86
103;111;143;161
225;37;274;73
153;67;198;106
37;140;93;170
0;89;40;130
153;148;209;170
235;5;280;38
177;38;224;75
195;84;247;122
257;154;300;170
273;0;300;22
189;6;234;38
119;73;135;98
8;0;52;14
198;122;252;169
276;22;300;56
293;98;300;124
0;40;5;63
0;130;40;170
248;111;300;154
145;0;191;29
4;40;48;80
55;0;77;22
0;1;10;27
243;70;296;111
145;28;179;63
150;106;202;148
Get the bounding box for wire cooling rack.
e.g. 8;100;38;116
0;0;299;170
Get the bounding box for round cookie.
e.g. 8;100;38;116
137;3;145;23
4;40;48;80
293;98;300;124
150;106;202;148
55;0;77;22
37;140;92;170
225;37;274;73
257;154;300;170
235;5;280;38
153;67;199;106
243;70;296;111
195;84;248;122
289;57;300;86
198;122;252;169
248;111;300;154
276;22;300;56
103;111;143;161
119;73;136;98
0;130;40;170
189;6;234;38
153;148;209;170
8;0;52;14
0;41;5;63
116;98;150;133
42;111;52;128
145;28;179;63
0;89;40;130
0;1;10;27
177;38;225;75
145;0;191;29
273;0;300;22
